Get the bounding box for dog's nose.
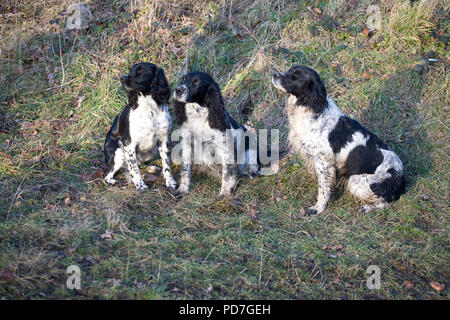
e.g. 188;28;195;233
272;72;282;79
175;85;186;96
120;75;129;82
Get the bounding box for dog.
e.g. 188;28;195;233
172;71;260;196
103;62;177;192
272;66;405;214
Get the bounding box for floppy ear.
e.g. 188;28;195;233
297;78;328;114
205;84;228;131
151;68;171;105
173;101;187;125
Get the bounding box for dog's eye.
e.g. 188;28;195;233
292;71;300;80
192;78;199;86
136;67;143;74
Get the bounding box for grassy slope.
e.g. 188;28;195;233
0;0;448;299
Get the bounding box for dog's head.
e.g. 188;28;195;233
272;66;328;115
173;71;227;131
120;62;170;105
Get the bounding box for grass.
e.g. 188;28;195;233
0;0;449;299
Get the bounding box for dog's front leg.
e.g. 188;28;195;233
119;141;148;191
158;138;177;192
218;164;237;197
175;163;191;196
306;159;335;215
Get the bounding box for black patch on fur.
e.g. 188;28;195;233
329;116;388;153
205;84;228;131
370;168;406;202
329;116;391;178
173;101;187;125
104;104;131;167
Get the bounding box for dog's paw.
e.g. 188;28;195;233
165;177;178;193
104;177;117;186
173;185;189;197
134;180;149;191
356;205;372;214
305;206;319;215
217;190;232;198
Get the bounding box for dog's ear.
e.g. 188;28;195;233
151;68;171;105
297;78;327;114
173;101;187;125
205;84;227;131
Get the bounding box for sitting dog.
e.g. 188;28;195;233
103;62;177;192
172;71;260;196
272;66;405;214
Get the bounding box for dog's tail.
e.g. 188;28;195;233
370;168;406;202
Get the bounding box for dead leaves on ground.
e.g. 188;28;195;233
100;229;114;240
322;244;344;259
430;281;445;292
81;167;104;183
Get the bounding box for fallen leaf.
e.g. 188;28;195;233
100;229;113;240
275;197;281;202
143;173;159;182
403;280;413;288
299;207;306;217
361;72;371;79
430;281;445;291
312;7;322;15
0;268;14;281
28;155;41;165
64;197;71;205
50;119;64;132
249;206;257;219
81;168;104;182
90;168;104;181
363;27;369;37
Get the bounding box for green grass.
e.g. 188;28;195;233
0;0;448;299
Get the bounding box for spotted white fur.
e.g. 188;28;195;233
175;102;258;197
104;93;177;191
284;95;403;214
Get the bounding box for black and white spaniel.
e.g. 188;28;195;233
103;62;177;192
172;71;260;196
272;66;405;214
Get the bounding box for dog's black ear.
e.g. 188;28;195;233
151;68;171;105
205;84;227;131
298;78;328;114
173;101;187;125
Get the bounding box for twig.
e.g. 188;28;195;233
44;78;76;91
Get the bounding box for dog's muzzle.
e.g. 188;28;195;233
120;74;134;92
271;72;284;91
174;84;188;102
